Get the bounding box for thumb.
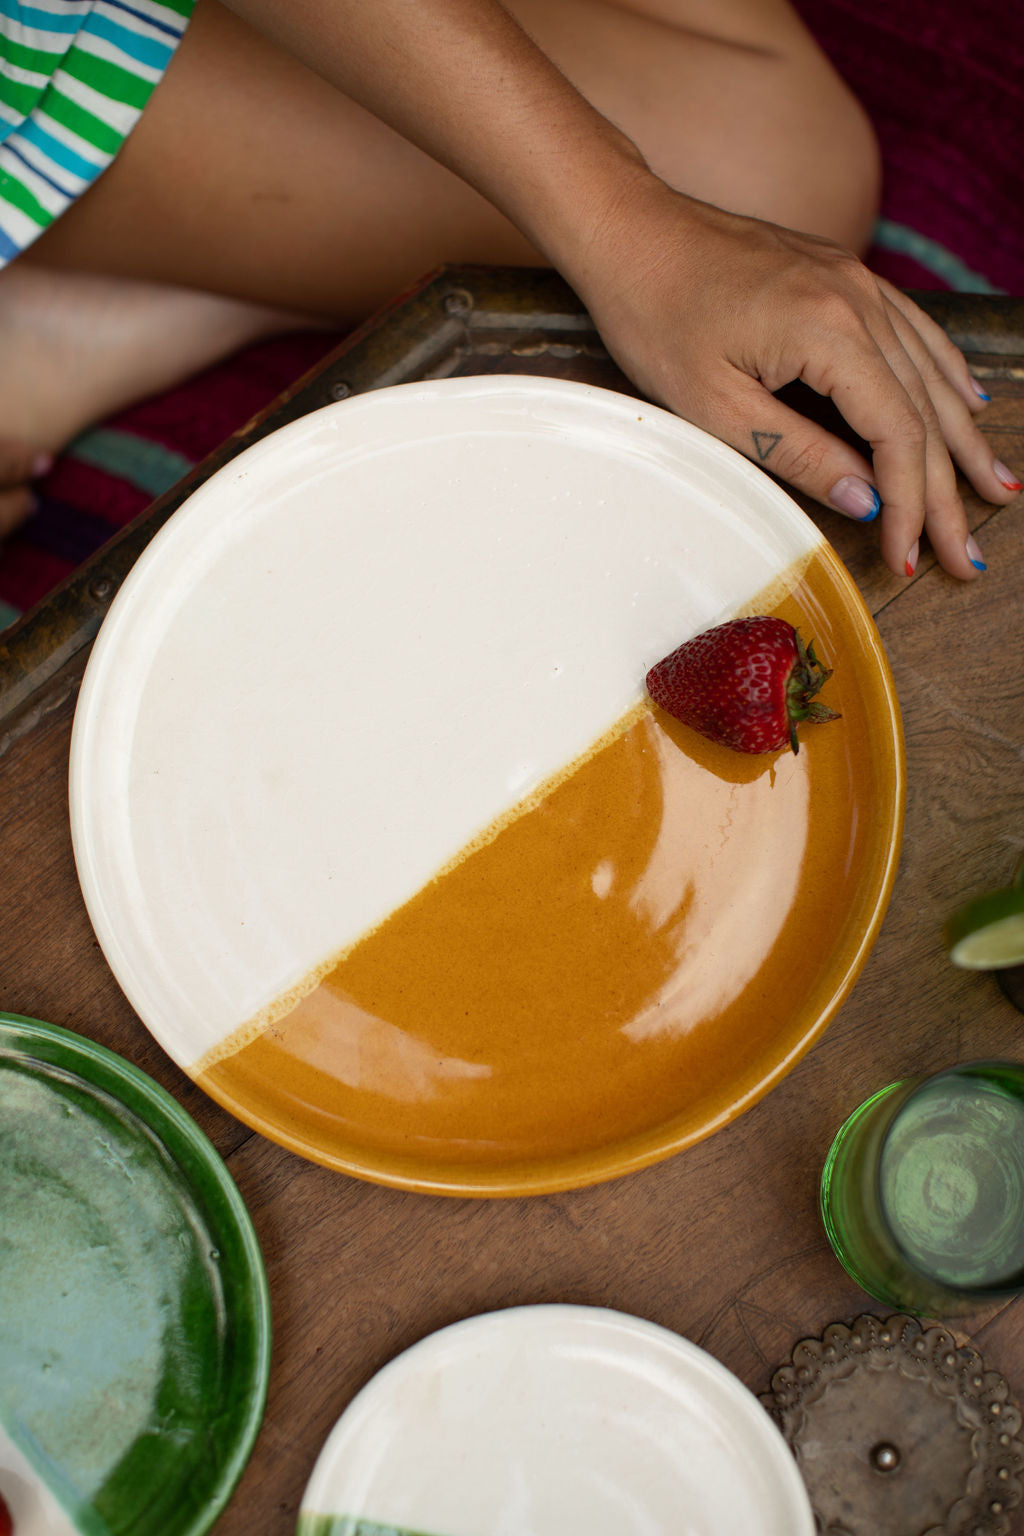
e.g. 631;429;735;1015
697;380;883;526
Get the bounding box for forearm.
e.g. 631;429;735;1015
219;0;660;272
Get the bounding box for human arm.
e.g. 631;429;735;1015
224;0;1018;579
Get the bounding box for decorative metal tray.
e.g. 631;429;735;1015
762;1313;1024;1535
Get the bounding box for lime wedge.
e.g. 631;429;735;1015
945;886;1024;969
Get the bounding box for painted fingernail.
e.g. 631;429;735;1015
828;475;881;521
966;534;987;571
993;459;1023;492
970;377;991;403
905;540;919;578
30;451;54;479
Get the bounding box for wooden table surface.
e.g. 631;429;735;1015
2;269;1024;1535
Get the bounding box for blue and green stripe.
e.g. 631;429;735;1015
0;0;195;262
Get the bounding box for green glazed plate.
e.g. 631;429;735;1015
0;1013;271;1536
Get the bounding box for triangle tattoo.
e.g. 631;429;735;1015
752;431;783;462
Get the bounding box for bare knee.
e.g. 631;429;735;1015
617;0;883;251
773;59;881;253
644;46;882;253
512;0;881;254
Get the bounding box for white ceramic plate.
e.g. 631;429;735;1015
296;1305;815;1536
69;376;902;1192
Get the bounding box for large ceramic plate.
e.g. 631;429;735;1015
70;376;903;1195
0;1013;271;1536
296;1305;815;1535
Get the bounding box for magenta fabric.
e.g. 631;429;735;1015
795;0;1024;293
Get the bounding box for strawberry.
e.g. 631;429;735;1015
645;615;839;755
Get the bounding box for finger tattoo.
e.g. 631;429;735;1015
752;430;782;463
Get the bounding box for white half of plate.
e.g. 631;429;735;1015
298;1305;815;1536
69;376;823;1076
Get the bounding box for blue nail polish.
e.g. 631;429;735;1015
970;557;987;571
862;487;882;522
976;390;992;403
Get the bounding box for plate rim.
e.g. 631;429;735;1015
0;1010;272;1536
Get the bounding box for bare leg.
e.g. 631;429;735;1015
36;0;878;306
0;263;317;450
0;0;878;528
0;260;320;534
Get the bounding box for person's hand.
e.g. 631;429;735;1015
234;0;1018;580
570;182;1021;580
0;441;50;540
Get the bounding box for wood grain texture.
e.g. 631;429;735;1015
2;273;1023;1535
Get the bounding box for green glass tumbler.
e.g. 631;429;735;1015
820;1060;1024;1316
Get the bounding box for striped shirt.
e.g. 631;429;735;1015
0;0;195;264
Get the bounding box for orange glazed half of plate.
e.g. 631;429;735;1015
197;542;902;1194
